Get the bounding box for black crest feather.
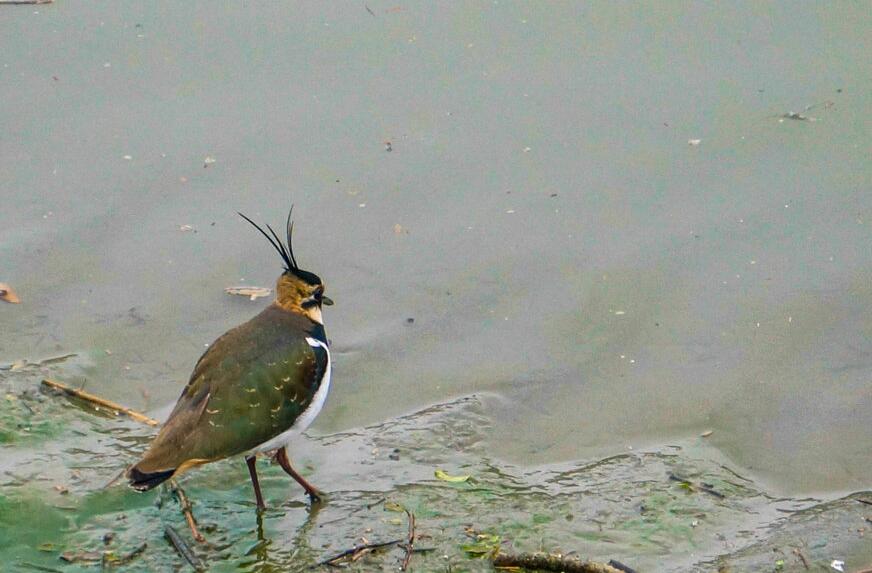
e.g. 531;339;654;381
238;207;298;273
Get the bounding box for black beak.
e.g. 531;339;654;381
321;296;334;306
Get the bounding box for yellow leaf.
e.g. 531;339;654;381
435;469;470;483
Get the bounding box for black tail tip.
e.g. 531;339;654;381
127;465;175;491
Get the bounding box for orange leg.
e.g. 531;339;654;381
275;447;323;502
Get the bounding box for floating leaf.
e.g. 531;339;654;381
435;469;470;483
383;500;406;513
0;283;20;304
461;533;501;557
224;286;272;301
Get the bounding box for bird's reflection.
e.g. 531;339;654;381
245;498;324;571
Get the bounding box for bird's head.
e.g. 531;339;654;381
239;209;333;324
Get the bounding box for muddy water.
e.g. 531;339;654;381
2;2;871;571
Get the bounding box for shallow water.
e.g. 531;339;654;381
2;2;871;571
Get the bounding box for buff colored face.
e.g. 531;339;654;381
274;272;333;324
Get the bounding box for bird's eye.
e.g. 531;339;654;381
313;287;323;300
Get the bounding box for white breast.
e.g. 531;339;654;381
248;336;332;455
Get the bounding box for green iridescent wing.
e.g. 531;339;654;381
136;305;327;473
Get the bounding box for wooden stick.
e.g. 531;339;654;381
170;480;206;543
315;539;402;567
0;0;53;4
789;548;810;570
41;378;159;426
608;560;639;573
492;552;626;573
400;510;416;571
164;525;205;571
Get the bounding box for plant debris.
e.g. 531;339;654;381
776;100;834;123
224;286;272;301
384;500;406;512
41;378;159;426
461;529;501;557
0;283;20;303
435;469;471;483
316;539;403;567
60;550;103;563
668;472;725;498
492;551;627;573
164;525;205;571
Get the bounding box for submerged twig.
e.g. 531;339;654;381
775;100;834;122
400;509;416;571
608;559;639;573
791;548;810;570
20;562;63;573
492;552;625;573
668;472;725;499
39;353;78;365
315;539;402;567
170;480;206;543
41;378;159;426
101;543;147;568
164;525;205;571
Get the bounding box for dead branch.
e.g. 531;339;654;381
315;539;402;567
41;378;159;426
400;509;416;571
492;552;627;573
170;480;206;543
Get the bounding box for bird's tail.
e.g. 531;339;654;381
126;464;176;491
